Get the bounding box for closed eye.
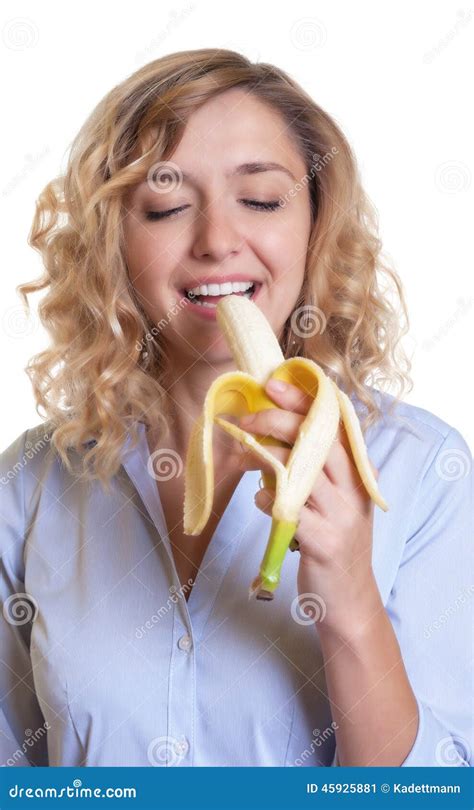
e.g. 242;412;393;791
145;199;283;221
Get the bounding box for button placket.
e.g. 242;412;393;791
173;736;189;757
168;609;195;766
177;634;192;652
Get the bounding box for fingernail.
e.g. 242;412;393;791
267;379;286;392
240;414;255;425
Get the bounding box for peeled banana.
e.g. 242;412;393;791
183;295;389;601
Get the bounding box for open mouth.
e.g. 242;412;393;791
180;282;261;309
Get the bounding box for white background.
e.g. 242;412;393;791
1;0;472;452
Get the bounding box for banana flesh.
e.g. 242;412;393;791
183;294;389;601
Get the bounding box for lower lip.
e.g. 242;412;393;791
177;284;262;320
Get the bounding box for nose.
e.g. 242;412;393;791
191;200;243;262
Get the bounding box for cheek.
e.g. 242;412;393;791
124;222;169;293
251;214;310;278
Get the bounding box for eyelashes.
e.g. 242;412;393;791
145;199;283;221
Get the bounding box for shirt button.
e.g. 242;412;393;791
177;634;192;652
174;737;189;756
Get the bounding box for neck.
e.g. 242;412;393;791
147;352;241;463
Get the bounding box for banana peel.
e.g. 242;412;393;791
183;295;389;601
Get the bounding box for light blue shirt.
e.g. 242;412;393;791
0;387;472;767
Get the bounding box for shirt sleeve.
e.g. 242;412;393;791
330;425;473;768
0;431;49;766
385;425;473;766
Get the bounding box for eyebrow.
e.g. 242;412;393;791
140;161;296;187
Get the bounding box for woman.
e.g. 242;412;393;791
1;48;472;768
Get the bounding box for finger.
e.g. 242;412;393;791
323;425;380;498
322;422;362;490
264;378;314;415
303;468;338;519
238;444;291;471
255;474;335;523
238;407;303;445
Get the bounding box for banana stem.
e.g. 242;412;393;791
252;518;299;600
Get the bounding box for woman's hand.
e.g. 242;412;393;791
238;378;380;633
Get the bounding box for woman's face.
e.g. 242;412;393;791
122;88;313;363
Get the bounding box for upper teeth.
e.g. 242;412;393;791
186;280;254;297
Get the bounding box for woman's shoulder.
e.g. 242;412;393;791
0;422;57;528
1;420;56;483
348;386;472;499
359;385;471;457
0;420;99;508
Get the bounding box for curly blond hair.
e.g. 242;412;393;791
18;48;413;490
